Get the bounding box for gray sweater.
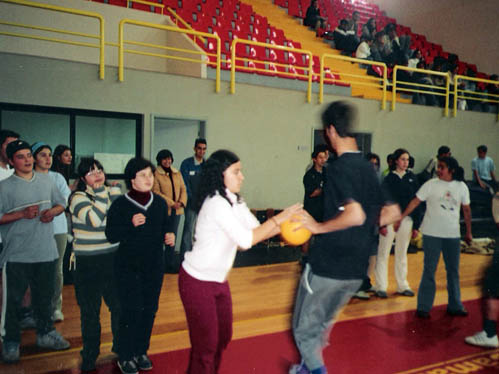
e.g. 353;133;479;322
0;172;65;264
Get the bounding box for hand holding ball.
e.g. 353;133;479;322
280;215;312;246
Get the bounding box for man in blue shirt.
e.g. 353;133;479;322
472;145;497;193
179;138;207;261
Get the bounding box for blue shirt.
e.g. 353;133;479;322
471;156;495;182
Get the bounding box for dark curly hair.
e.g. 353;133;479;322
195;149;240;212
51;144;72;183
74;157;106;192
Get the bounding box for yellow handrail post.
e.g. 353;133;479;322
391;66;398;111
453;75;459;117
382;65;387;110
230;40;236;94
319;55;324;104
118;19;125;82
306;52;312;103
444;74;450;117
99;17;105;80
215;34;220;93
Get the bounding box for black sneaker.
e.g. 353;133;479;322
416;310;430;319
447;308;468;317
81;359;96;373
118;360;138;374
135;354;153;371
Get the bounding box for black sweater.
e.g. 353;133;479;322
105;193;173;268
382;171;422;229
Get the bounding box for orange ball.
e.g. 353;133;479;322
280;216;312;246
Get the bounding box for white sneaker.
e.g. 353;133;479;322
465;330;499;348
52;310;64;322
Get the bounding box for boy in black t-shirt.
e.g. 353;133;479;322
289;102;400;374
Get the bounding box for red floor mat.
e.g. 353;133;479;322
56;299;499;374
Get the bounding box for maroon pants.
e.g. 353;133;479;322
178;266;233;374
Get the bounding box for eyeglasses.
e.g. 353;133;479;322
86;169;103;177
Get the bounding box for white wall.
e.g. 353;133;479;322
1;52;498;210
371;0;499;75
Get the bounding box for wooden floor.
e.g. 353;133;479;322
0;251;493;374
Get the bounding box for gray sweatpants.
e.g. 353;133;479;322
292;264;361;370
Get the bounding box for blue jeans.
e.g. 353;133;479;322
292;264;361;370
417;235;463;312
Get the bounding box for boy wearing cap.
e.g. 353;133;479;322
0;140;70;363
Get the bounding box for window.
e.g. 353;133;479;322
0;103;142;178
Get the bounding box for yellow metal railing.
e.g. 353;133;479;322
230;39;313;103
453;75;499;120
165;7;206;45
118;18;220;92
0;0;105;79
392;66;450;116
320;54;388;109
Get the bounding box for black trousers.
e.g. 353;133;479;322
74;252;120;363
115;252;164;361
2;260;56;342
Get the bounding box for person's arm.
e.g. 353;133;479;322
0;205;39;225
491;170;496;183
473;169;486;189
400;197;422;221
180;159;191;198
462;204;472;245
178;173;188;208
251;203;303;246
70;188;109;228
40;205;64;223
302;201;366;235
379;203;401;227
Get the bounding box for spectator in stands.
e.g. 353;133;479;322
471;145;497;193
431;60;448;108
333;19;358;55
303;0;326;34
69;157;121;372
361;18;377;40
355;35;373;63
179;138;207;262
374;148;421;299
408;49;422;69
370;31;387;63
52;144;77;190
106;157;175;374
31;142;71;323
153;149;187;272
178;149;301;374
401;157;472;319
0;140;70;364
382;23;411;66
412;62;438;107
346;11;361;43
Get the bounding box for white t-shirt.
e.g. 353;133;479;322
182;189;260;283
417;179;470;238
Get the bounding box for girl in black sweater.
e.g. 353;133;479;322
106;158;175;374
374;148;421;298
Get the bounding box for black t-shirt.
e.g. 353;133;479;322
303;167;326;222
309;152;385;279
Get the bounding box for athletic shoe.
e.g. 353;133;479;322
81;359;96;373
2;341;20;363
375;290;388;298
447;308;468;317
134;354;153;370
19;315;36;330
353;290;370;300
36;330;71;350
396;289;415;297
415;310;430;319
465;330;499;348
366;286;377;293
118;360;138;374
289;362;310;374
52;310;64;322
